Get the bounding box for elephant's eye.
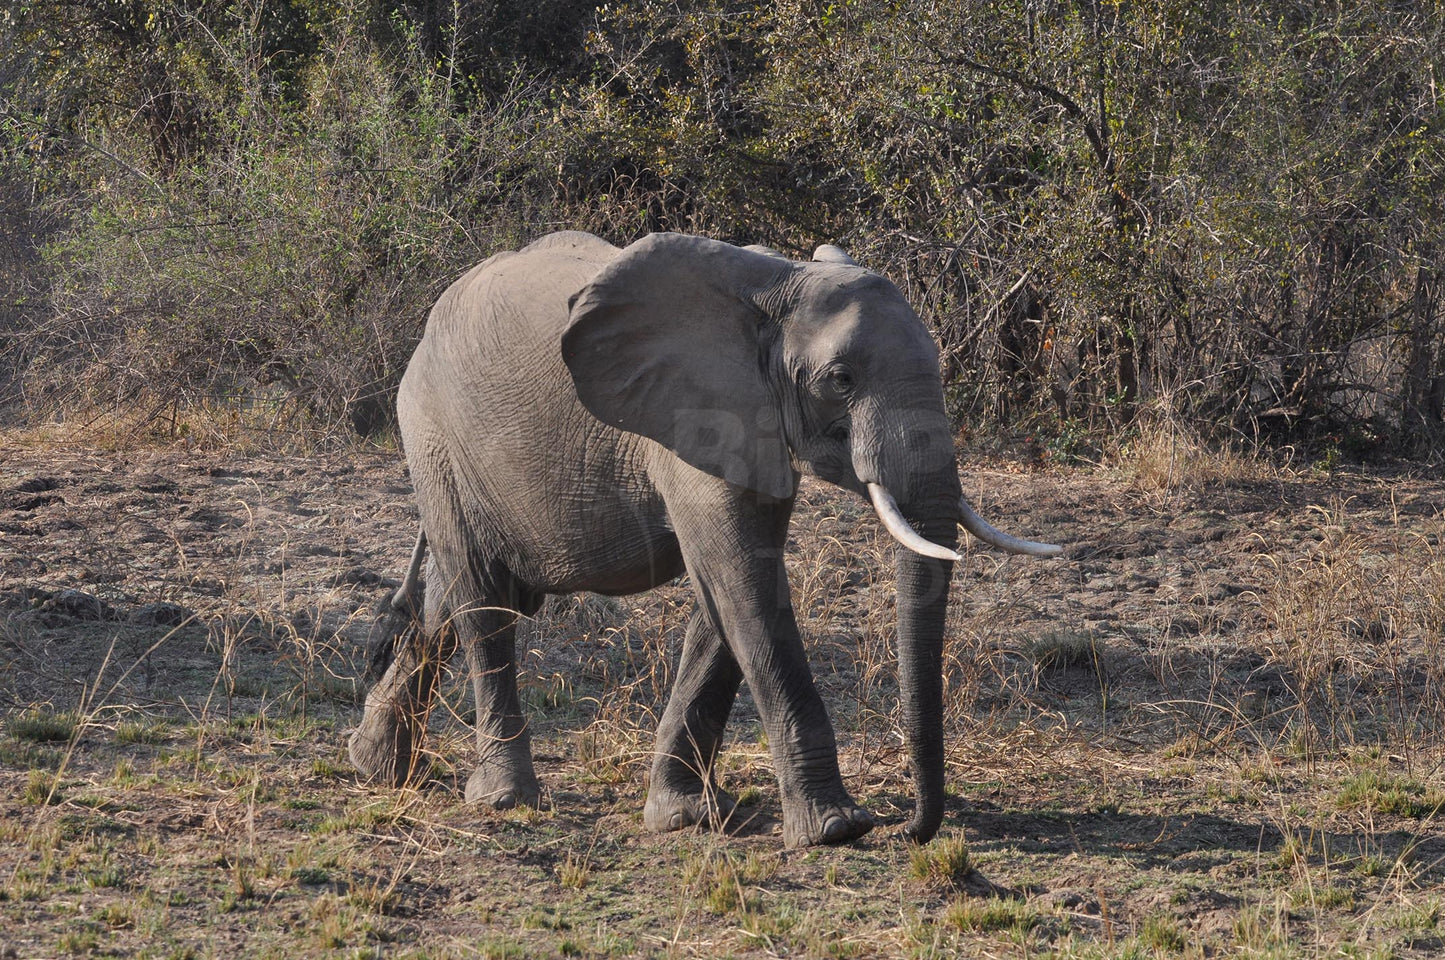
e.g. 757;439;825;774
827;365;856;395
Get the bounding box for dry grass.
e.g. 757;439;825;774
0;397;387;457
1108;418;1277;494
1258;500;1445;745
2;442;1444;958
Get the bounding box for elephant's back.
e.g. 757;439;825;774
405;234;618;414
425;234;618;348
396;234;679;595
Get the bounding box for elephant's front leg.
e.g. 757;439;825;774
664;486;873;847
646;609;743;832
728;596;873;847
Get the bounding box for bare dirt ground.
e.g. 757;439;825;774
2;441;1443;958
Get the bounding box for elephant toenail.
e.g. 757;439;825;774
493;792;516;810
821;815;850;842
669;812;686;830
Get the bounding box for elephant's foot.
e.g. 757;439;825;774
464;750;540;810
644;782;737;833
780;795;874;848
348;704;427;787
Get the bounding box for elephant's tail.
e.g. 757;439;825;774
363;529;427;681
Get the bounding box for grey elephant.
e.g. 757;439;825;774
349;231;1060;847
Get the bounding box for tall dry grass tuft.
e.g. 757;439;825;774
0;397;365;457
1258;500;1445;750
1109;416;1274;493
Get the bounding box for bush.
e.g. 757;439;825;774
1;1;1441;454
25;13;556;435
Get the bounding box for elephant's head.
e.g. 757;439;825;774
562;233;1059;841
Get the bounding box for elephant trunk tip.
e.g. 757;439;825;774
902;809;944;845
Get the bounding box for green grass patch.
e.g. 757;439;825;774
1297;885;1356;911
282;797;322;810
1138;913;1187;952
1395;897;1441;942
290;865;332;885
10;707;79;743
1337;771;1445;819
57;925;100;955
909;832;973;891
115;718;169;745
680;847;776;916
22;769;62;805
943;896;1039;934
310;757;348;780
85;855;127;890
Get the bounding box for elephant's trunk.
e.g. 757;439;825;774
851;403;963;841
893;510;956;843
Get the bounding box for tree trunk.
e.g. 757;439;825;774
1401;258;1443;453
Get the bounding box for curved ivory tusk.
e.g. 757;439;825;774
867;483;962;562
959;496;1064;557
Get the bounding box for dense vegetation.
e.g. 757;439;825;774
2;1;1441;456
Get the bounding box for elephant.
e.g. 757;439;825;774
349;230;1061;847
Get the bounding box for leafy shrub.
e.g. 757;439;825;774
21;8;550;435
1;0;1441;454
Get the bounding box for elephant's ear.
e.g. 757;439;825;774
563;233;797;499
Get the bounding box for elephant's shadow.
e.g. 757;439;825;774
955;796;1443;892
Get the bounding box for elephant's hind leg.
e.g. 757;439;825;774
349;565;457;786
459;594;543;810
645;609;743;832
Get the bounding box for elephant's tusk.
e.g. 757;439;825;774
867;484;962;562
959;496;1064;557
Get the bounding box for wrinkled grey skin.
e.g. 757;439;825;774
350;231;962;847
